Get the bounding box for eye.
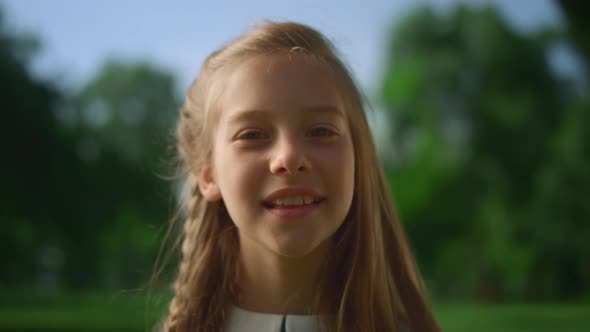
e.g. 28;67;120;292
309;127;337;137
237;129;268;140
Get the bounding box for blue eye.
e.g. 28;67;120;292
238;130;267;140
309;127;336;137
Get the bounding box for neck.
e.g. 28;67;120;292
235;238;330;315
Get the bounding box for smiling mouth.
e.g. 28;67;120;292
262;196;325;209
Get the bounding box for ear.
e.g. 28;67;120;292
197;165;222;202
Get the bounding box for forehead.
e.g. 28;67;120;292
218;54;345;119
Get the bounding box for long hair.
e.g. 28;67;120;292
159;21;441;332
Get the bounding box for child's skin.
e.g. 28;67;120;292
198;54;355;314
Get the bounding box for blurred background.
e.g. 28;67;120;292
1;0;588;331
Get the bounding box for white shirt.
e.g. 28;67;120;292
226;305;322;332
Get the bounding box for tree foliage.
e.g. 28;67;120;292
1;7;180;289
381;4;589;301
56;60;180;289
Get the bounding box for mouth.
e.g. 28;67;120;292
261;187;326;217
262;196;325;209
262;196;325;219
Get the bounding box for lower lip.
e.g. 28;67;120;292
264;201;323;218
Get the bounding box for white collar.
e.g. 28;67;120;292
226;305;322;332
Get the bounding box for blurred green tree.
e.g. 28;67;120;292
557;0;590;70
1;3;180;289
381;4;589;301
1;9;63;288
59;60;180;289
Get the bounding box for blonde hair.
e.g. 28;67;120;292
159;21;440;332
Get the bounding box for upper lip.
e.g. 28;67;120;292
262;187;324;204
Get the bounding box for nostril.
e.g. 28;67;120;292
270;156;311;175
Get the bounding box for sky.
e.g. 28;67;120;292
3;0;564;96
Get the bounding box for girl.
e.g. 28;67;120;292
158;21;441;332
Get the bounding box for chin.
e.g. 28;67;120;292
269;236;329;259
273;245;317;258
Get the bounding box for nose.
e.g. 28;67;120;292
269;135;311;175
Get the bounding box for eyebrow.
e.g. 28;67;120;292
226;105;344;123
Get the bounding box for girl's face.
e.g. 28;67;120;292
201;54;355;258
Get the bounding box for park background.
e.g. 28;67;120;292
1;0;589;331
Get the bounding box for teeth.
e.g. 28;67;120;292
272;196;318;206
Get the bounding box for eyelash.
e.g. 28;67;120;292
237;130;268;140
308;127;337;137
236;127;337;140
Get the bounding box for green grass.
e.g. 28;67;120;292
0;289;170;332
0;290;588;331
434;302;590;332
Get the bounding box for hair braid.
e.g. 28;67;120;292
161;174;203;331
161;171;238;332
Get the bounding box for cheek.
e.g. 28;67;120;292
342;148;356;203
342;142;356;197
215;149;261;200
329;141;354;172
316;142;355;196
